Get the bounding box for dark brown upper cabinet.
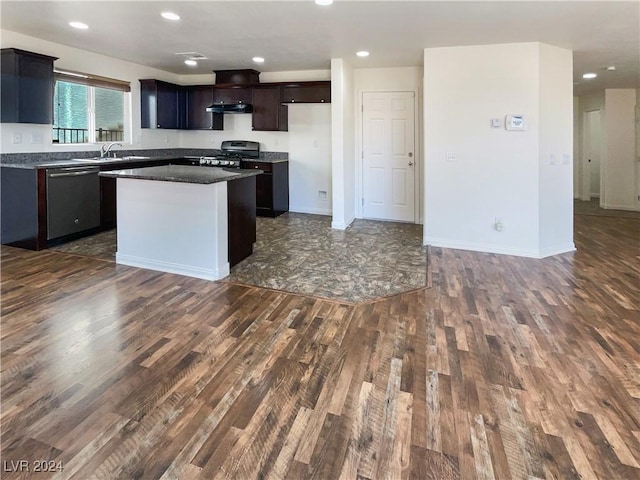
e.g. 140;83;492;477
185;85;223;130
140;79;186;129
212;86;252;106
281;81;331;104
251;85;288;132
1;48;57;124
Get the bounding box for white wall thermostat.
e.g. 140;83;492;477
505;114;526;131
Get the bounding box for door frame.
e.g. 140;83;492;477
356;90;422;223
581;108;604;203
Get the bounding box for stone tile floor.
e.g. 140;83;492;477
226;213;428;303
49;213;428;303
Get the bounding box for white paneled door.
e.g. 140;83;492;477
362;91;415;222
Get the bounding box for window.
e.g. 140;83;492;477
52;70;130;144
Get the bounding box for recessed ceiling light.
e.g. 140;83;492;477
161;12;180;21
356;51;370;58
252;57;265;64
69;21;89;30
184;59;197;67
315;0;333;5
605;66;616;71
582;73;597;79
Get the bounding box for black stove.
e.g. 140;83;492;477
192;140;260;168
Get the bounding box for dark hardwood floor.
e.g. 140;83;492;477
1;214;639;479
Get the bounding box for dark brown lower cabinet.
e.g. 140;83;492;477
227;175;257;266
241;161;289;217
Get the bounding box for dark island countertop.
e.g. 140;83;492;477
99;164;263;185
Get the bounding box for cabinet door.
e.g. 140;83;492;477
156;81;181;129
186;85;223;130
255;172;273;211
212;86;252;105
281;82;331;104
140;79;185;129
1;49;56;124
251;85;288;131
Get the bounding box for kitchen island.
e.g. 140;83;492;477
100;165;261;281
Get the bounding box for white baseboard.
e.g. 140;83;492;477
423;237;576;259
601;203;640;212
116;253;229;281
331;215;355;230
290;206;332;216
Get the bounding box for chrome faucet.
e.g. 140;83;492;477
100;142;123;157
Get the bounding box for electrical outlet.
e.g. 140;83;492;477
562;154;570;165
318;190;327;200
446;152;456;162
12;132;22;144
549;154;557;166
494;217;504;231
30;133;43;144
313;140;319;148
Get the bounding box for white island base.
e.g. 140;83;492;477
115;178;229;280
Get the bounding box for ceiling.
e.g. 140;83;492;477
1;1;638;96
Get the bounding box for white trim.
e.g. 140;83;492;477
423;237;576;259
116;253;229;281
600;203;640;212
290;207;332;216
331;216;355;230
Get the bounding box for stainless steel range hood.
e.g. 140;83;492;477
205;103;253;114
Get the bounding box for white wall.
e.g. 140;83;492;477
354;66;423;222
331;58;356;229
288;104;332;215
603;89;638;210
178;115;290;152
538;43;574;256
424;42;574;258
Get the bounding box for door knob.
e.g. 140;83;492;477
408;161;414;166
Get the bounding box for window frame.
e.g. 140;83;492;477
52;69;131;145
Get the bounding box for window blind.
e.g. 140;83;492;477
54;69;131;92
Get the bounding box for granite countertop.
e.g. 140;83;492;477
0;154;289;169
0;155;184;170
99;164;263;185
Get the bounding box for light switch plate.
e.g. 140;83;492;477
490;118;502;128
446;152;456;162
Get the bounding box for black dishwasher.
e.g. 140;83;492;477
46;166;100;240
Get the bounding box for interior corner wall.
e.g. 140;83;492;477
423;43;542;257
330;58;356;229
603;89;638;210
538;43;575;256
